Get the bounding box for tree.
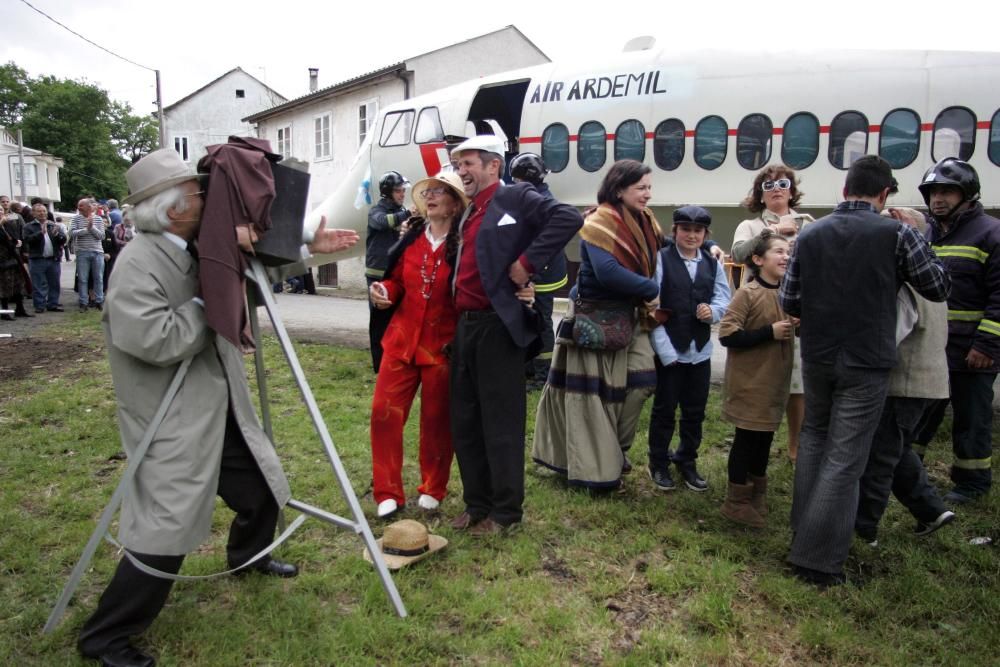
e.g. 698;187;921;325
109;101;160;164
0;62;29;128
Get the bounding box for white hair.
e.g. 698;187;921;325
129;185;191;233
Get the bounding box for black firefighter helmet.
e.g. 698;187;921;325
509;152;548;186
917;158;981;206
378;170;409;198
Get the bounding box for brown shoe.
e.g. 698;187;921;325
720;481;765;528
749;474;768;518
468;517;504;537
450;511;476;530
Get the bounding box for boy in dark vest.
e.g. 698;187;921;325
648;206;732;491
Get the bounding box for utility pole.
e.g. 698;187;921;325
156;70;166;149
16;130;26;200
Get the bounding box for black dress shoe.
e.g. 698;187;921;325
48;305;65;312
94;644;155;667
232;558;298;578
675;461;708;492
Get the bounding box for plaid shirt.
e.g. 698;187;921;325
780;200;950;316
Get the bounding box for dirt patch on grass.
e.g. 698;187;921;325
601;556;682;655
0;336;102;385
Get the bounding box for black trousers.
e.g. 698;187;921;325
450;311;526;526
78;412;279;657
367;277;393;373
855;397;948;539
526;290;555;382
648;359;712;468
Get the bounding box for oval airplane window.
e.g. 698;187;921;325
542;123;570;173
933;106;976;161
653;119;685;171
614;119;646;162
829;111;868;170
781;112;819;169
414;107;444;144
990;109;1000;167
737;114;773;170
578;121;607;173
379;110;414;147
694;115;727;170
879;109;920;169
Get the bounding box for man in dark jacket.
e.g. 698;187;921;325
448;136;583;536
23;202;66;312
779;155;949;587
912;158;1000;504
366;171;413;372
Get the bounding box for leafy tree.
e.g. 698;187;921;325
0;62;29;128
109;101;160;164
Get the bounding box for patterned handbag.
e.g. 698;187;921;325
571;298;635;351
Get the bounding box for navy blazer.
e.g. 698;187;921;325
465;181;583;348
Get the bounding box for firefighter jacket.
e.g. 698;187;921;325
366;197;411;279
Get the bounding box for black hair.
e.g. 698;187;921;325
597;159;652;210
746;228;789;278
844;155;898;199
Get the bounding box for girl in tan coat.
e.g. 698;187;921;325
718;230;796;527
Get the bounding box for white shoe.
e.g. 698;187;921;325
417;494;440;511
376;499;399;518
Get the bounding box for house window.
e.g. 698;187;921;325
235;89;245;98
277;126;291;158
314;113;331;159
13;163;37;186
359;100;377;147
173;136;190;162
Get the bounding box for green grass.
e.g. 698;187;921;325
2;319;999;666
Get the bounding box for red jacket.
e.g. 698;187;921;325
381;232;457;366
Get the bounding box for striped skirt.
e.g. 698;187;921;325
531;317;657;489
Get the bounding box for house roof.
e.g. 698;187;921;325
242;25;549;123
0;126;64;164
162;67;287;113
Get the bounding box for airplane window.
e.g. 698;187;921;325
414;107;444;144
653;119;685;171
829;111;868;170
879;109;920;169
614;120;646;162
737;114;773;170
781;112;819;169
542;123;570;173
990;109;1000;167
933;106;976;161
694;115;727;170
578;121;607;173
379;110;414;147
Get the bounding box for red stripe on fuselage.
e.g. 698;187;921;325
419;143;446;176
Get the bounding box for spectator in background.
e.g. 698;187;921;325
23;202;66;313
71;197;105;312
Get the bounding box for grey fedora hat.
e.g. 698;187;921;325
123;147;206;205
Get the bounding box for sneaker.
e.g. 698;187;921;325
675;462;708;492
376;499;401;518
648;466;675;491
914;510;956;536
417;494;440;511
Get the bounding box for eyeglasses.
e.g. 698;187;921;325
420;187;449;198
185;191;205;197
762;179;791;192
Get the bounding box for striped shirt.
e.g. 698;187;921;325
71;214;105;253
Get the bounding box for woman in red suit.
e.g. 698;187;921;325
368;172;468;518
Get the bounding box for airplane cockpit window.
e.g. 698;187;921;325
379;110;415;147
879;109;920;169
542;123;570;173
737;114;773;170
653;119;685;171
990;109;1000;167
829;111;869;170
578;121;607;173
414;107;445;144
614;120;646;162
694;115;728;170
781;112;819;169
933;106;976;162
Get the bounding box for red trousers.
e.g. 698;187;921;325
370;357;453;505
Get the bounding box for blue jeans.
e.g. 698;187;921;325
28;257;61;309
75;250;104;306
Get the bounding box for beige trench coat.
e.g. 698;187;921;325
102;233;290;555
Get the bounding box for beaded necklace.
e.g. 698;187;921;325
419;249;443;300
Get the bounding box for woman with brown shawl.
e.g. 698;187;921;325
532;160;662;489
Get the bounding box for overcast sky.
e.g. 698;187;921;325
5;0;1000;116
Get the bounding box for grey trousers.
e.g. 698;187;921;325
789;359;890;574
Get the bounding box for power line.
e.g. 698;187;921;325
18;0;156;73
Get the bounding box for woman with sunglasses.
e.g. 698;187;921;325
732;165;814;463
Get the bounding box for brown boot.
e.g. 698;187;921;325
749;474;768;518
720;481;765;528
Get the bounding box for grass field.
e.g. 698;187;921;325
1;317;998;666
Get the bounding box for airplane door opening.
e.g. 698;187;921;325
466;80;531;174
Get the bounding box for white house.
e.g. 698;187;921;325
243;25;549;288
161;67;287;165
1;127;64;206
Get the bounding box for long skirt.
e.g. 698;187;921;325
532;321;657;489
